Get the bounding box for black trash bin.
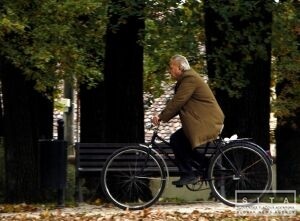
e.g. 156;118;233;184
38;139;67;206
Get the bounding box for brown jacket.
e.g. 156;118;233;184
159;69;224;148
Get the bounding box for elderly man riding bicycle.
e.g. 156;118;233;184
152;54;224;186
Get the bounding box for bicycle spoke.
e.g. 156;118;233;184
209;142;272;206
101;147;167;210
134;176;167;181
241;158;264;173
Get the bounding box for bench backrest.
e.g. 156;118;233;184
75;142;217;176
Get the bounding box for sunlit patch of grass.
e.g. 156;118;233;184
158;197;187;204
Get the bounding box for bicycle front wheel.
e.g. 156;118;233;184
101;146;167;210
208;142;272;207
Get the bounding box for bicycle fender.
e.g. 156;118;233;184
226;140;273;164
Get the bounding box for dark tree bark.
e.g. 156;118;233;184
0;85;3;137
276;114;300;191
79;0;145;201
204;0;272;149
0;58;53;202
80;1;146;144
79;82;106;201
276;0;300;191
103;0;145;143
79;82;105;142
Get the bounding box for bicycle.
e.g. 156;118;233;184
100;125;273;210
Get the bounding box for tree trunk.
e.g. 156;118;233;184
79;82;105;142
1;58;53;203
276;114;300;191
204;0;272;149
103;0;145;143
79;1;145;201
276;0;300;191
0;82;3;137
93;0;147;202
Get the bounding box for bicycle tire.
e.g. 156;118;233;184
208;141;272;207
101;146;167;210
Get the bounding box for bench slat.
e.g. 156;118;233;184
78;159;177;166
78;155;111;160
75;142;216;177
78;167;179;172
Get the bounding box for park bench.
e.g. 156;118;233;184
74;142;216;202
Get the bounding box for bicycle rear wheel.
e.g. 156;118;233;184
101;146;167;210
208;142;272;207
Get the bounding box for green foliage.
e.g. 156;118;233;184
0;0;299;119
143;0;206;97
205;0;273;98
271;1;300;119
106;0;145;31
0;0;107;95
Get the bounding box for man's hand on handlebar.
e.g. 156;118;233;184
151;115;161;126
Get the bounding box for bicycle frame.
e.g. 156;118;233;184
138;128;174;180
142;126;222;181
143;126;272;182
101;125;274;209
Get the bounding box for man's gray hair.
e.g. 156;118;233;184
171;54;191;71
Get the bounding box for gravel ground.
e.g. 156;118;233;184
64;201;236;215
0;202;234;217
1;201;300;220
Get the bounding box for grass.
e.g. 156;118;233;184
158;197;189;204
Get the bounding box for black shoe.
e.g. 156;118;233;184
172;175;199;187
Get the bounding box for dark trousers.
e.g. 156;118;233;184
170;128;203;177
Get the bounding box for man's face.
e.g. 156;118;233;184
168;60;181;80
